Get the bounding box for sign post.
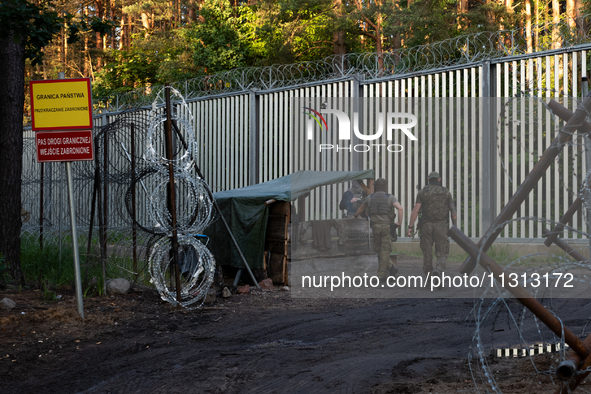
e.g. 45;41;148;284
30;74;94;319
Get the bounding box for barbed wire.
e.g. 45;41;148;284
94;15;591;112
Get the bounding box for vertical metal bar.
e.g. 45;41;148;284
96;135;106;290
441;73;447;208
455;70;461;229
214;98;220;190
278;91;284;179
520;59;526;238
555;55;561;234
421;76;426;182
86;145;99;265
39;163;44;250
58;161;62;262
131;123;137;273
537;57;543;237
504;61;510;238
448;72;454;223
573;52;579;238
352;74;362;172
434;74;440;192
260;94;266;183
528;58;535;238
463;69;469;234
560;53;575;238
481;61;496;234
582;74;591;256
471;68;477;236
102;116;108;263
512;60;518;237
428;75;433;180
249;89;259;185
221;97;227;191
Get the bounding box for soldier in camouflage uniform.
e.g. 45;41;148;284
353;178;403;281
407;172;457;276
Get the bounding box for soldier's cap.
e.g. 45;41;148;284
428;171;440;179
374;178;387;191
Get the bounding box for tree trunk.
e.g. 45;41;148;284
0;31;25;283
525;0;532;52
552;0;560;49
567;0;575;28
188;0;196;23
332;0;346;56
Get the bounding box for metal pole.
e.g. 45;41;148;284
583;76;591;259
66;162;84;319
59;162;63;264
86;158;99;263
164;86;182;305
543;197;582;246
542;228;587;262
554;332;591;393
58;71;83;319
96;135;106;294
249;88;259;186
102;121;108;264
481;61;497;232
39;163;44;250
131;123;138;273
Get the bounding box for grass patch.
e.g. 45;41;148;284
19;236;143;297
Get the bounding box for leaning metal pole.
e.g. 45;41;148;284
554;331;591;393
449;226;590;359
460;93;591;274
544;197;582;246
542;228;587;262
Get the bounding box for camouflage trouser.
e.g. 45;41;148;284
371;223;394;279
419;220;450;275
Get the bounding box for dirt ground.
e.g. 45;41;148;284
1;256;589;394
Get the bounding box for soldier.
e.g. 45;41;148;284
406;172;457;277
339;181;365;218
353;178;403;282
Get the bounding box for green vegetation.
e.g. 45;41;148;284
13;0;589;99
18;236;144;298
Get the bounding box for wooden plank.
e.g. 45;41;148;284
266;239;289;255
269;201;290;216
269;254;286;284
263;251;268;271
283;259;289;286
266;217;288;240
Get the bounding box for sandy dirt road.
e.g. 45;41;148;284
2;257;590;393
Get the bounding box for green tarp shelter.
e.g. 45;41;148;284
207;169;375;269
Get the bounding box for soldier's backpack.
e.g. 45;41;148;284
368;192;393;217
369;192;398;242
421;185;450;221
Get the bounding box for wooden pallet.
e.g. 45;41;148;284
264;201;291;285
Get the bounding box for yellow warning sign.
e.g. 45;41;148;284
30;78;93;131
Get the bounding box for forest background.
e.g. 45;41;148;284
27;0;591;102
